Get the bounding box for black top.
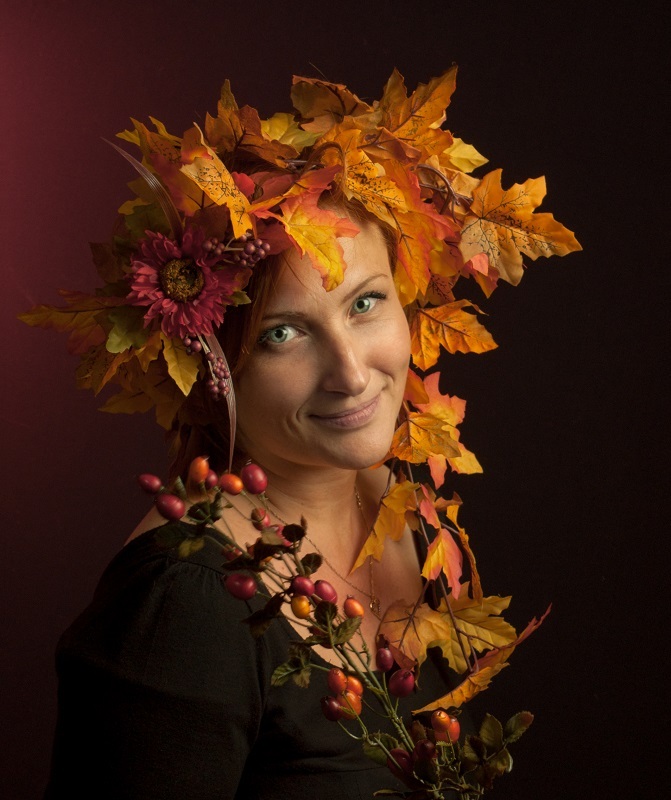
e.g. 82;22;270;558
44;526;461;799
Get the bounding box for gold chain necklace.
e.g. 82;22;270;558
265;487;381;618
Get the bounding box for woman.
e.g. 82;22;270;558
27;68;580;799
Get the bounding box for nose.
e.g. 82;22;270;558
320;330;370;396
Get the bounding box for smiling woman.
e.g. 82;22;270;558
23;68;580;800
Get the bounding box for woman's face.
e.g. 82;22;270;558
234;222;410;474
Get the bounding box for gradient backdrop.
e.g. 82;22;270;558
1;1;665;798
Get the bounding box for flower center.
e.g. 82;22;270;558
159;258;204;302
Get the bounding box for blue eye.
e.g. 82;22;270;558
258;325;296;346
351;291;385;315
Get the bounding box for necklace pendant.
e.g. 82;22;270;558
369;597;381;618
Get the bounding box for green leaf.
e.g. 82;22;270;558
172;477;187;500
478;713;503;751
504;710;534;744
488;747;513;776
270;654;312;688
230;290;251;305
463;735;487;762
300;552;322;575
331;615;362;645
363;733;399;766
106;306;149;353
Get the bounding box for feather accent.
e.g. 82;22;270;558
104;139;184;244
204;334;236;471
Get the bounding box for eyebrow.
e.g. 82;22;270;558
260;272;390;323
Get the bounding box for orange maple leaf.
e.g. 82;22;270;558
408;299;497;371
412;661;509;713
390;410;461;464
460;169;582;285
18;291;121;355
379;599;452;671
279;191;359;290
350;479;419;571
413;373;481;482
290;75;373;133
421;527;463;599
379;67;458;140
179;125;252;238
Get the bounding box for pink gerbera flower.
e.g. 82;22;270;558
127;227;248;340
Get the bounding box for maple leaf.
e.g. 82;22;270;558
460;169;582;285
204;80;244;154
403;368;430;405
440;137;488;174
390;410;461;464
379;67;458;140
443;496;482;601
351;480;419;571
414;373;482;480
261;112;320;151
379;599;452;671
18;291;121;355
179;124;252;238
279;191;359;290
290;75;372;133
321;125;407;225
76;346;134;395
408;299;497;371
421;528;463;599
412;662;509;713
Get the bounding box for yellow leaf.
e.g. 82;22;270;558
390;411;461;463
279;191;360;290
379;599;452;670
261;112;320;151
460;169;582;285
412;662;509;713
290;75;372;133
180;125;252;238
161;334;200;396
350;480;419;571
408;300;497;371
440;137;488;173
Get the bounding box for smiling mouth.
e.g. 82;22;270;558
312;396;380;429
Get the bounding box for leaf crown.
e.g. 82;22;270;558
19;67;581;478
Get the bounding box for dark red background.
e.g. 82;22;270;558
2;2;665;798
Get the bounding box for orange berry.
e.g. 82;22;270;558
291;595;312;619
188;456;209;484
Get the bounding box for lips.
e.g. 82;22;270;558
311;395;380;428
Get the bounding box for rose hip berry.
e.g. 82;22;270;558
154;493;186;520
219;473;244;495
251;507;271;530
138;473;162;494
343;596;365;618
412;738;437;762
224;573;256;600
431;710;460;742
240;463;268;494
388;669;415;698
204;470;218;490
327;668;348;695
290;576;315;597
387;748;413;781
337;689;362;718
188;455;209;484
290;595;312;619
320;696;342;721
313;580;337;604
375;647;394;672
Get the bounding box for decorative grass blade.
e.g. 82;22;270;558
204;333;236;471
104;139;183;243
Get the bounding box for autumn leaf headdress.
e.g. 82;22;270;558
20;67;581;475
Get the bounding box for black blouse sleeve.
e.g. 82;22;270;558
44;531;270;800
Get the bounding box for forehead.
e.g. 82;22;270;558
263;223;391;316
